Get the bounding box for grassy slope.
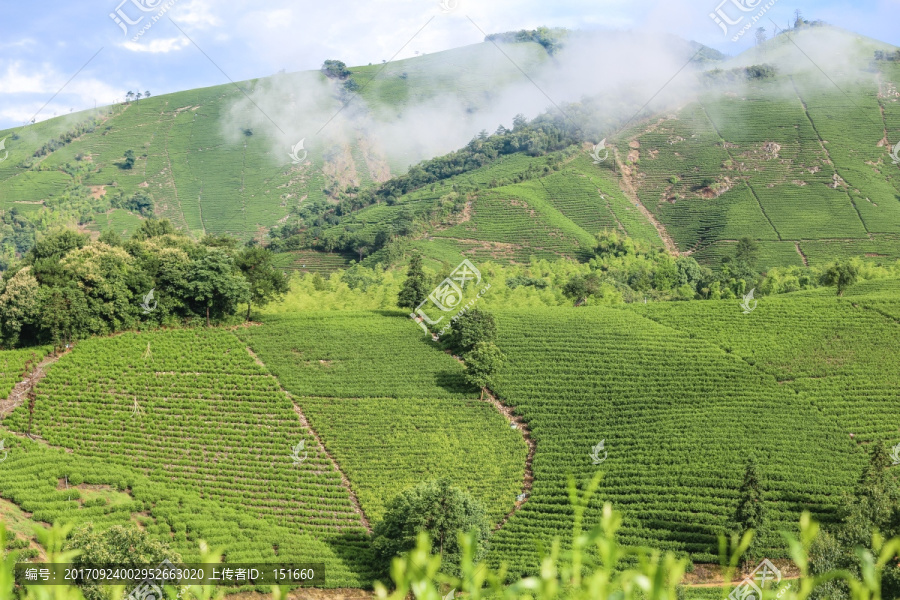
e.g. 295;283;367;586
625;27;900;266
3;28;897;271
0;42;549;243
349;151;664;269
0;434;358;587
486;304;858;576
0;283;897;583
636;286;900;446
0;25;894;275
0;347;51;399
343;27;900;269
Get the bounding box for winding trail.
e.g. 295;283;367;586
484;389;535;531
613;148;681;255
794;242;810;267
447;352;535;530
0;349;70;419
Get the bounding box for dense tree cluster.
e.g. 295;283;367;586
31;118;99;159
702;64;777;85
0;219;287;348
809;445;900;600
820;262;859;296
64;524;179;600
267;111;589;259
110;190;153;215
0;209;35;270
371;479;488;579
558;232;773;306
445;308;497;354
484;27;568;55
321;60;351;79
874;50;900;61
560;231;706;304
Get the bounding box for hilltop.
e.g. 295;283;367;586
302;25;900;271
0;25;898;274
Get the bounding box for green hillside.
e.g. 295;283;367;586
0;41;551;256
621;28;900;266
234;313;527;524
2;26;898;274
306;26;900;271
1;281;898;587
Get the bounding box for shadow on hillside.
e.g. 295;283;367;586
435;369;473;396
326;530;377;586
574;247;596;263
372;309;408;318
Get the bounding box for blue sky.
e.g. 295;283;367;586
0;0;897;129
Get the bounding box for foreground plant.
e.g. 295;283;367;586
375;473;900;600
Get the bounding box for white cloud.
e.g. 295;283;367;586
0;62;49;95
0;61;121;125
172;0;222;29
123;37;190;53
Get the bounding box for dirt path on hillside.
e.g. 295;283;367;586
613;148;681;255
445;353;535;529
0;349;70;419
794;242;810;267
243;346;371;532
289;401;371;531
485;389;536;530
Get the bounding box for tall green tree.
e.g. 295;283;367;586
26;229;88;264
594;230;637;258
65;524;180;600
371;479;488;579
60;243;141;334
734;458;766;563
821;262;859;297
0;267;39;348
755;27;768;45
810;443;900;600
398;253;429;310
464;341;506;399
734;237;760;273
36;285;91;346
186;250;250;326
562;273;602;306
235;246;290;321
446;308;496;354
321;59;350;79
132;218;176;241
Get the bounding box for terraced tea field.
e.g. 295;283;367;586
0;42;550;242
638;290;900;447
0;284;898;588
485;306;860;577
430;157;662;263
235;313;527;524
619;29;900;264
0;347;50;400
272;250;353;274
1;329;373;584
0;434;359;586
